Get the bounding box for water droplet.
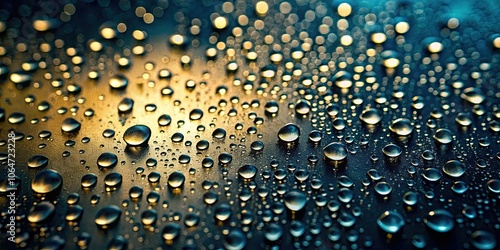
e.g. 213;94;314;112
214;203;232;221
32;169;63;194
434;128;453;144
382;144;402;158
451;181;468;194
224;229;247;250
104;172;123;190
167;171;185;188
129;185;143;199
360;108;382;125
97;152;118;168
442;160;465;178
264;100;279;115
61;118;81;133
424;209;454;233
422;168;441;182
238;165;257;179
212;128;226;139
486;179;500;193
158;114;172;126
470;230;497;250
95;205;121;229
27;155;48;168
162;223;181;241
107;236;128;250
123;125;151;146
374;182;392;196
64;204;84;223
461;87;485;104
264;223;283;241
338;188;353;203
8;112;26;124
184;213;200;227
377;211;405;233
295;99;311;115
141;209;157;226
109;74;129;89
333;71;353;88
323;142;348;161
189;108;203;120
403;191;418;206
277;123;300;143
118;98;134;113
389;118;414;136
81;173;98;188
28;201;55;223
284;190;307;211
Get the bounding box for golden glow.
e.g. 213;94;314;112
395;22;409;34
206;48;217;57
72;56;84;65
340;35;353;46
170;34;184;45
33;20;52;31
118;57;129;66
133;30;147;40
213;16;228;29
143;13;154;24
383;58;400;68
132;45;145;55
100;27;116;39
428;42;443;53
255;1;269;16
447;18;459;29
371;33;386;44
0;21;5;32
493;37;500;48
338;3;352;17
89;41;103;52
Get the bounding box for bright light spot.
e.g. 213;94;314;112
338;3;352;17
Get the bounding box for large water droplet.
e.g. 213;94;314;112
424;209;454;233
189;108;203;120
389;118;414;136
377;211;405;233
8;112;25;124
61;118;81;133
123;125;151;146
27;155;48;168
470;230;497;250
167;171;185;188
238;165;257;179
382;144;402;158
95;205;121;229
323;142;348;161
442;160;465;178
97;152;118;168
461;87;485;104
224;229;247;250
162;223;181;241
434;128;453;144
28;201;55;223
264;223;283;241
32;169;63;194
360;108;382;125
81;173;98;188
284;190;307;211
277;123;300;143
109;74;129;89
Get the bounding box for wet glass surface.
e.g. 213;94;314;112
0;0;499;249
